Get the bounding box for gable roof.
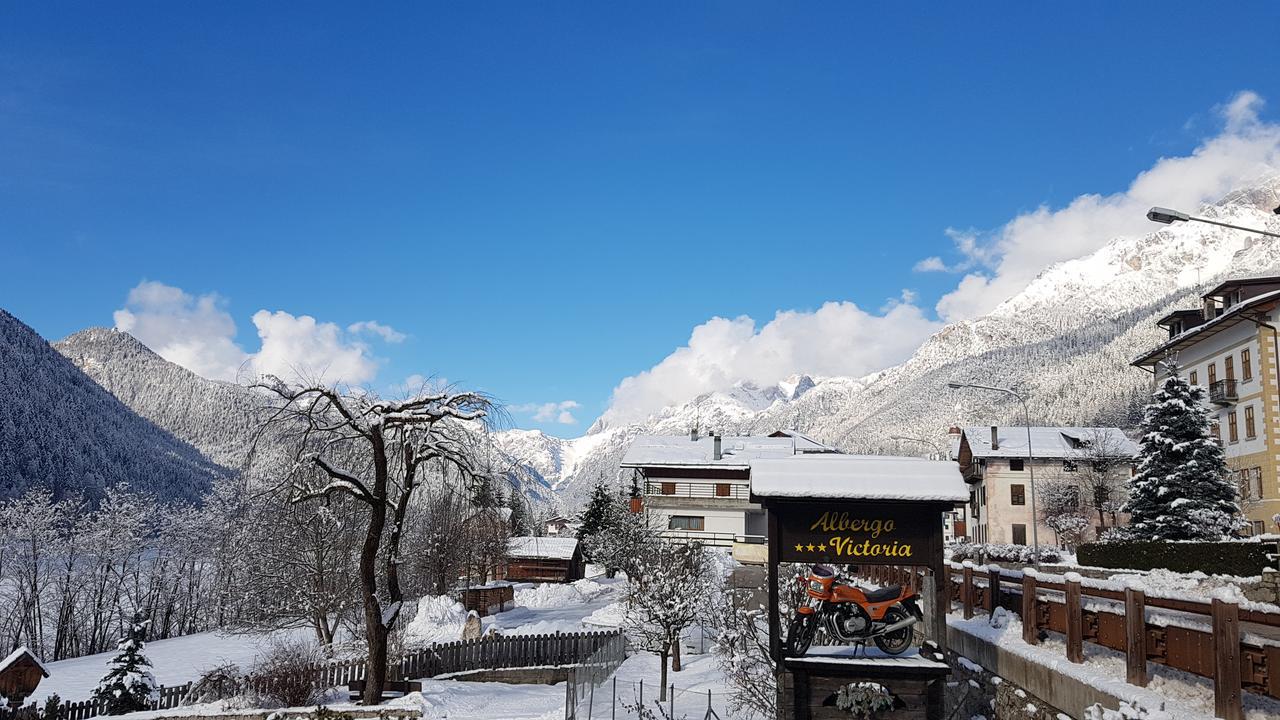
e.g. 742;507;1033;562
960;426;1138;460
749;454;968;503
768;429;839;453
507;536;579;560
0;646;49;677
620;434;801;469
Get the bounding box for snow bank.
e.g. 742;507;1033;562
403;595;471;645
514;579;609;609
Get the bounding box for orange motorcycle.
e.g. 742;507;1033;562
786;564;922;657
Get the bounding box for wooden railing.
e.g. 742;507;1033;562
15;630;624;720
857;563;1280;720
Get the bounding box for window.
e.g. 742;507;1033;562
1250;520;1266;536
668;515;704;531
1010;484;1026;506
1228;411;1239;443
1094;486;1111;507
1190;370;1199;385
660;482;676;495
1009;458;1025;471
1209;363;1218;384
1225;356;1235;381
1063;460;1078;472
1064;485;1081;511
714;483;731;497
1011;524;1027;545
1246;406;1257;439
1243;349;1253;381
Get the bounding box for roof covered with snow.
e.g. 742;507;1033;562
0;646;49;677
1133;288;1280;367
507;536;579;560
620;434;803;468
768;429;839;453
959;426;1138;459
749;454;968;503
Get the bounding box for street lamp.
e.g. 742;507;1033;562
890;435;946;459
947;381;1041;569
1146;206;1280;239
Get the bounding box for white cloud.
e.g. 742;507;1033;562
348;320;406;343
929;90;1280;322
113;282;249;381
600;297;942;426
512;400;581;425
114;281;394;385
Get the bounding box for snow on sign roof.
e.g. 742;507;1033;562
0;646;50;677
507;536;579;560
961;426;1138;460
620;434;800;468
749;455;968;503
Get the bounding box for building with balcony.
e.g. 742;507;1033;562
1133;274;1280;534
620;430;836;548
954;426;1138;546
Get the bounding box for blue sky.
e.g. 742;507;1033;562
4;3;1280;436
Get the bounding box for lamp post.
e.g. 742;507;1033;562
1146;206;1280;239
890;435;946;460
947;381;1041;569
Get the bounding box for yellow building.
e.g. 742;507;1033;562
1133;275;1280;534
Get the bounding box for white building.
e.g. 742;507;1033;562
956;426;1137;545
620;430;836;547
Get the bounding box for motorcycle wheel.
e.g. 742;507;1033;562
786;613;816;657
873;606;914;656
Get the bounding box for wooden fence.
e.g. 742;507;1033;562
14;630;623;720
855;562;1279;720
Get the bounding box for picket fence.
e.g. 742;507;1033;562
13;630;623;720
856;562;1280;720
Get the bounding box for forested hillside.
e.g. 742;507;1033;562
0;310;223;503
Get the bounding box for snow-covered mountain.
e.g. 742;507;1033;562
500;177;1280;510
0;310;224;503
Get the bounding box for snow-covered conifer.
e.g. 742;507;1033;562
1122;362;1241;540
92;615;158;715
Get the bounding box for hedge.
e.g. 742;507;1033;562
1076;539;1276;577
950;542;1061;565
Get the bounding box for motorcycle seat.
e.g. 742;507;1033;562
863;585;902;603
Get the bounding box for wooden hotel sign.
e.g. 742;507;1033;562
772;501;939;565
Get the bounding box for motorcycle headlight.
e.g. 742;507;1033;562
808;579;825;592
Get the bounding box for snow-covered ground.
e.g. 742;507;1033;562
38;628;316;704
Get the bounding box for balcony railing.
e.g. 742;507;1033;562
644;480;750;501
659;531;766;547
1210;379;1238;405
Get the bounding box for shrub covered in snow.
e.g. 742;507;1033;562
1077;540;1271;576
950;543;1061;565
246;637;327;708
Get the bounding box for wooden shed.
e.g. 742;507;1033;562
0;647;49;710
500;536;585;583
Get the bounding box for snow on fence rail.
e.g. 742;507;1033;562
10;630;624;720
856;563;1280;720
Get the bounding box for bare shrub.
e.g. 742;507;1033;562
184;663;245;705
247;637;327;708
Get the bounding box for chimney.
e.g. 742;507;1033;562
690;426;699;441
990;426;999;451
713;434;722;461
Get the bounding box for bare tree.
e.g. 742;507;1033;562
624;541;715;701
1065;429;1134;536
255;377;492;704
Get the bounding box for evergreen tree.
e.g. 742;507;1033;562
92;615;158;715
577;480;615;546
508;490;532;536
1122;362;1241;540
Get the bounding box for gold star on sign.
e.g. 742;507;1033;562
817;544;826;552
794;543;805;552
806;543;816;552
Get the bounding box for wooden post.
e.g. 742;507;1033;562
987;567;1000;613
1065;575;1083;663
1021;574;1038;645
962;563;974;619
1213;598;1243;720
1124;587;1148;687
767;509;782;663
